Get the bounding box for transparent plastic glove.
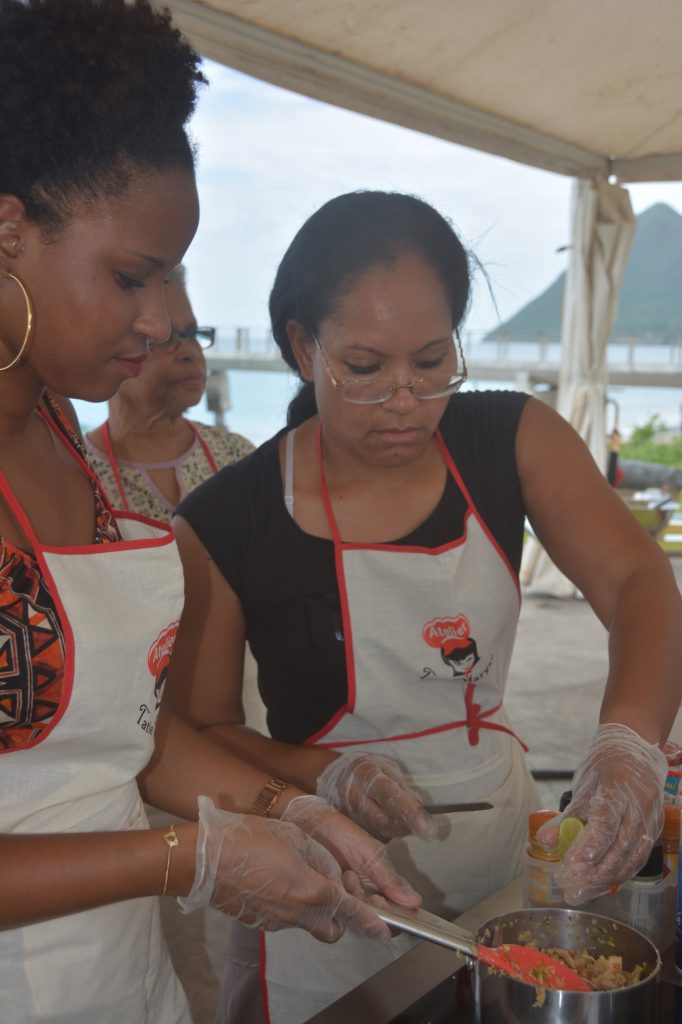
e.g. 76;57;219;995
536;723;667;905
281;794;421;908
177;796;391;942
316;752;436;841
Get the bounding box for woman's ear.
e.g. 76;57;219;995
286;320;315;382
0;195;28;267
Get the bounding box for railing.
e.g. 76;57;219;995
205;328;682;388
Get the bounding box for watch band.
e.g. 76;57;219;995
250;777;291;817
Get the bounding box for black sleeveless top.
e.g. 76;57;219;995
178;390;530;742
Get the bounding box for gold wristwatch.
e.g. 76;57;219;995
250;777;291;817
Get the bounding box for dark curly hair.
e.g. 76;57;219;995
0;0;206;232
268;191;472;427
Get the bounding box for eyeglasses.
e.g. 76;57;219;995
311;331;468;405
149;326;216;353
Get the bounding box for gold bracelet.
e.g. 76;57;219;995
250;778;291;817
161;825;179;896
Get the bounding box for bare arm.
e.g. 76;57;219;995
518;398;682;744
164;515;337;790
1;712;313;930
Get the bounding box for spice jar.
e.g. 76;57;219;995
522;810;565;907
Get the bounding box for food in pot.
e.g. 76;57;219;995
541;947;645;991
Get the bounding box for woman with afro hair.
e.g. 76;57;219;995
0;3;417;1021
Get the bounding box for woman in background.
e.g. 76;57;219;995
87;264;253;521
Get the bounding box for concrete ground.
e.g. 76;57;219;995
157;556;682;1023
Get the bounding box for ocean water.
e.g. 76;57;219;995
72;368;681;448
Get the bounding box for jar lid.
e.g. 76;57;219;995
528;810;559;840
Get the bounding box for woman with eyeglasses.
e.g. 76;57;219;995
169;190;681;1023
86;264;253;521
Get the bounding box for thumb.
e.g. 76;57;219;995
535;817;560;852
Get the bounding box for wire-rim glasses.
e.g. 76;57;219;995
149;326;216;353
311;331;468;405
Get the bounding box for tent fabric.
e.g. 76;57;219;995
521;179;636;597
166;0;682;181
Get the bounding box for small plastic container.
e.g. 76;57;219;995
592;843;674;952
522;810;565;907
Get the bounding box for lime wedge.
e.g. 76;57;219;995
557;816;585;859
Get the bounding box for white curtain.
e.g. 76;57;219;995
521;177;636;597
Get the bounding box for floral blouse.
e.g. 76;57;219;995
85;422;254;523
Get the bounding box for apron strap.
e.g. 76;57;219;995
187;421;220;474
316;422;343;545
463;681;529;752
101;420;131;512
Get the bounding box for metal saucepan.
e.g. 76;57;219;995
473;907;661;1023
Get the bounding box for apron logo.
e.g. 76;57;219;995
137;621;179;735
422;614;480;679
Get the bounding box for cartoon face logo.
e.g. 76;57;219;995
422;614;479;679
147;621;179;709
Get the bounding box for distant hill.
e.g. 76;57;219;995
487;203;682;342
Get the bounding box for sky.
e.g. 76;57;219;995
182;59;682;340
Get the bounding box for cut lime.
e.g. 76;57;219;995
557;816;585;859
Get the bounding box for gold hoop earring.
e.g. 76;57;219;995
0;271;34;372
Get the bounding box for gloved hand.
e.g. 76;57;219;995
536;723;668;905
177;796;392;942
316;752;436;841
281;794;421;908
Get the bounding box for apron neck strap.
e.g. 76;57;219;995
101;420;130;512
316;422;343;546
186;420;219;474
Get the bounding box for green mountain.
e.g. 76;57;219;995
487;203;682;342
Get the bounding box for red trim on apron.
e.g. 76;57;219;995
259;930;271;1024
316;425;359;716
0;409;172;751
0;460;77;752
435;431;521;600
101;418;220;512
308;422;526;751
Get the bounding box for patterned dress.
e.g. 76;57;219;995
0;395;120;752
85;422;254;522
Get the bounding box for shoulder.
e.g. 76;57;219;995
190;421;255;466
177;431;281;525
438;389;529;456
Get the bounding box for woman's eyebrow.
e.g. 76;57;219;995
341;336;451;356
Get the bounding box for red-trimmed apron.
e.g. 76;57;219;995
259;426;537;1024
100;418;219;513
0;417;190;1023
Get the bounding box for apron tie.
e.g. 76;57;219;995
464;681;528;751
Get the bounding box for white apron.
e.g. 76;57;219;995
0;413;191;1024
259;426;537;1024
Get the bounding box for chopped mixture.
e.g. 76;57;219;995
541;947;645;991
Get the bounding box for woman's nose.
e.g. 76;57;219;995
134;294;171;347
176;340;205;363
382;381;420;412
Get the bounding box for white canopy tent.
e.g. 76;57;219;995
165;0;682;594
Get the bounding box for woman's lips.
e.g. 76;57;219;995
375;426;422;444
114;354;148;378
176;375;206;389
